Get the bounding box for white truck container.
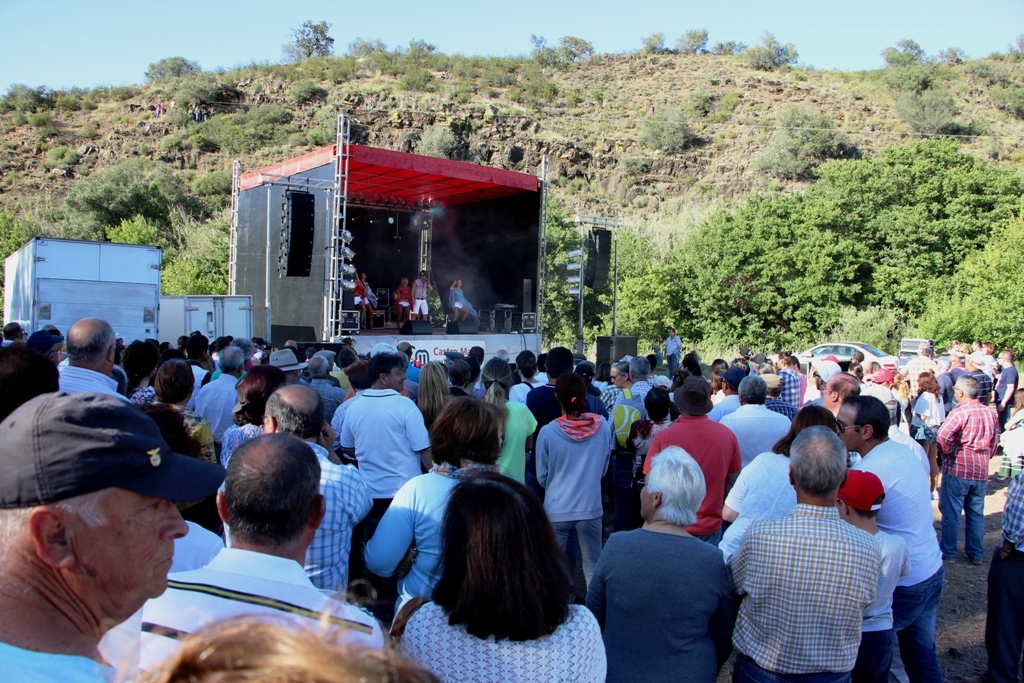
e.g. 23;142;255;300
4;237;161;341
159;295;253;345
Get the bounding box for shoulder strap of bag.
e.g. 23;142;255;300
390;596;431;644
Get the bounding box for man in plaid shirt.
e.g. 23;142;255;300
936;375;999;565
966;474;1024;683
904;342;940;398
730;427;881;681
778;356;803;409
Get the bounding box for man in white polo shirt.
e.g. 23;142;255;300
57;318;129;401
339;350;431;621
138;433;382;672
837;395;945;683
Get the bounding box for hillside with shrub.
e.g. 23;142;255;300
2;32;1024;353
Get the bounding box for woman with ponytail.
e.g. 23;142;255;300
482;357;538;483
535;373;613;589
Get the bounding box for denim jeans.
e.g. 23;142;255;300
891;565;944;683
667;354;679;379
695;526;725;545
939;473;988;562
611;452;643;532
851;629;893;683
551;518;603;588
732;653;851;683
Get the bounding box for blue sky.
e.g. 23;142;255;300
2;0;1021;92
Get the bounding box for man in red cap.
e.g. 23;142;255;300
838;471;912;683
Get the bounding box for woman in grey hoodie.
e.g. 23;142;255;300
536;372;613;588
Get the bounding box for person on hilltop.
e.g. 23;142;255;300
0;392;224;682
138;433;381;673
730;427;881;683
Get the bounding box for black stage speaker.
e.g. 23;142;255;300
585;229;612;290
523;278;534;313
271;324;318;350
342;289;354;310
596;335;638;366
400;320;434;335
446;320;479;335
283;191;315;277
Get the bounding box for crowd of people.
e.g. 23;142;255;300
0;318;1022;683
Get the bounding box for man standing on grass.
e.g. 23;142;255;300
664;329;682;379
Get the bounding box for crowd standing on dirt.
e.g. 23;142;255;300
0;318;1021;683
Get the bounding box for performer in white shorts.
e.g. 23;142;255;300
412;270;432;321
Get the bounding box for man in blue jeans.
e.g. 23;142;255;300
936;376;999;564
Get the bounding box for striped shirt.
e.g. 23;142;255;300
936;399;999;481
139;548;383;671
730;504;881;674
57;366;130;401
765;397;798;419
305;443;372;592
1004;474;1024;551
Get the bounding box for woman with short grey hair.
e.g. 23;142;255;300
586;446;736;683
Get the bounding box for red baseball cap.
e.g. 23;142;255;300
837;470;885;512
823;355;841;363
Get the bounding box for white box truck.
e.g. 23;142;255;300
159;295;253;345
4;237;161;341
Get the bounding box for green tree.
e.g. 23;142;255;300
709;40;746;55
676;29;709;54
641;33;667;54
744;33;798;71
756;107;856;179
882;39;926;68
557;36;595;62
144;57;201;82
105;215;165;247
0;212;28;316
639;108;697;153
347;37;387;57
283;20;334;62
894;88;961;134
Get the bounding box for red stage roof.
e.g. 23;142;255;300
239;144;538;208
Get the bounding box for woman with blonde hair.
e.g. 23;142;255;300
417;361;451;430
482;357;538;483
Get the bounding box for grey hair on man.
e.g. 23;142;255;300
230;337;254;360
790;426;848;497
644;446;706;527
307;355;330;379
612;360;630;377
66;317;115;363
265;385;324;440
217;346;245;374
629;355;651;382
738;375;768;406
954;375;980;399
936;356;951;372
222;433;322;552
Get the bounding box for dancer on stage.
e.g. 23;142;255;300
354;272;377;328
394;277;413;324
449;279;478;321
412;270;432;321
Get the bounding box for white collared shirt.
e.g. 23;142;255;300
138;548;383;671
194;374;240;442
720;404;792;467
58;365;129;401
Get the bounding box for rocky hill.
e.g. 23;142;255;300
3;48;1024;227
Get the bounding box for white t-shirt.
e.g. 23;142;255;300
888;426;930;478
853;439;942;586
509;380;540;405
911;392;945;429
0;642;112;682
862;530;912;632
339;389;431;499
719;451;796;560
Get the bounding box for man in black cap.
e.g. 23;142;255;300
26;330;65;367
0;392;225;680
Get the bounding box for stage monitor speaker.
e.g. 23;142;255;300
271;324;318;350
284;191;315;277
596;335;638;366
585;229;612;291
446;320;479;335
342;289;354;310
400;320;434;335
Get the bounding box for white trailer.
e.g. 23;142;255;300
159;295;253;345
4;237;161;341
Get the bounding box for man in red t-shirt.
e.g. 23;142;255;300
647;376;742;544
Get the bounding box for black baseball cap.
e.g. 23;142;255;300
0;392;225;508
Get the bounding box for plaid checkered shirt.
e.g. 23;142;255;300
904;356;940;396
1005;474;1024;551
779;368;802;409
936;399;999;481
305;443;373;592
730;504;881;675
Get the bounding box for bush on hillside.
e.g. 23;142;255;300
639;109;697;153
991;84;1024;118
894;88;962;134
399;67;435;92
290;81;327;104
756;107;856;179
173;75;241;107
965;60;1012;86
347;37;387;57
54;95;80;113
1;84;46;113
881;66;933;93
418;125;459;159
882;39;927;69
28;111;52;128
145;57;202;82
937;47;966;65
190;170;232;204
684;92;714;118
709;41;746;55
557;36;595;63
676;29;709;54
641;33;667;54
744;33;798;71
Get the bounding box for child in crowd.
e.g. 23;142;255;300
837;471;911;683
